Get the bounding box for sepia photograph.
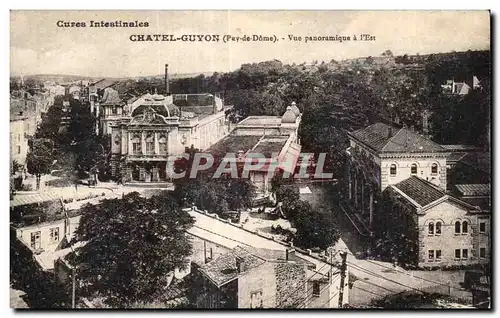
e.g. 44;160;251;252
9;10;491;310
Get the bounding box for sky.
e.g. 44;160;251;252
10;10;490;78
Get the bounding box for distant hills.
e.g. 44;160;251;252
11;72;217;84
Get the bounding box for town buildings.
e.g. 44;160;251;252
185;207;348;309
10;192;81;271
385;176;490;268
346;121;490;268
345;122;450;229
441;76;482;95
109;92;230;184
208;102;302;195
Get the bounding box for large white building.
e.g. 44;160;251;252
109;92;230;184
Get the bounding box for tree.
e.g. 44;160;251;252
382;49;394;57
26;139;54;190
66;192;195;307
373;189;419;267
291;200;340;250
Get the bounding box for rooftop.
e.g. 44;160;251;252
10;193;80;228
208;135;263;158
249;136;289;158
238;116;282;126
100;87;122;105
350;122;445;154
186;208;337;280
198;246;266;287
455;184;490;197
392;176;446;207
441;144;478;151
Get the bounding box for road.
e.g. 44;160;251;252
299;183;473;306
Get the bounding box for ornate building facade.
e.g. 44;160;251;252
109;92;229;184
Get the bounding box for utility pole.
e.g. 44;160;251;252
71;267;76;309
338;251;348;308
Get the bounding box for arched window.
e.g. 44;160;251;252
390;164;397;176
411;163;418;175
159;135;167;155
462;221;468;234
455;221;461;234
431;163;438;175
435;221;442;235
428;222;434;235
132;134;141;154
145;134;154;154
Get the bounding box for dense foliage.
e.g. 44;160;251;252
66;192;194;307
373;189;420;268
172;146;257;215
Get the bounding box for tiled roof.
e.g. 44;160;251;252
198;246;266;287
91;79;116;90
459;152;491;174
455;184;490;197
11;192;62;207
392;176;446;207
350;122;445;153
100;88;122;105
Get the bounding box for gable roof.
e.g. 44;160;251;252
392;176;446;207
390;176;479;212
349;122;445;154
198;245;267;287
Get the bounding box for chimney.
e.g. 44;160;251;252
235;256;245;273
285;249;295;261
165;64;170;95
387;126;393;138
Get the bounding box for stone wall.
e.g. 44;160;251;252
274;262;307;308
238;262;276;308
418;201;489;268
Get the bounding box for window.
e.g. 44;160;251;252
479;222;486;233
112;106;118;115
145;134;154;154
17;146;21;154
159;135;167;155
436;250;442;262
455;249;461;259
462;249;468;259
435;222;442;235
428;222;434;235
250;290;263;309
480;248;486;259
455;221;461;234
428;250;434;261
462;221;468;234
411;163;418;175
312;282;321;296
30;231;41;250
50;227;60;242
390;164;397;176
132;135;141;154
431;163;438;175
